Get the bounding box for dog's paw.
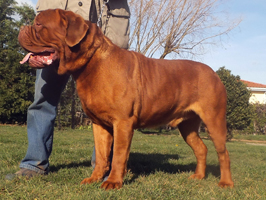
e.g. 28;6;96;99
218;180;234;188
188;173;205;180
80;177;100;185
100;181;122;190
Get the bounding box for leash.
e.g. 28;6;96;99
97;0;109;27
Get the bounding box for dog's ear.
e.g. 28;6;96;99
61;10;89;47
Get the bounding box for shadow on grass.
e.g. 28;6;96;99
49;161;92;173
127;152;220;183
49;152;220;183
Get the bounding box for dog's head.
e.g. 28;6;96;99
18;9;93;74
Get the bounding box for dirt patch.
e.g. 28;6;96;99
231;139;266;143
230;139;266;146
245;143;266;146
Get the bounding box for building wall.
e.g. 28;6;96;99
249;91;266;104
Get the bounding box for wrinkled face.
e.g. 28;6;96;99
18;9;89;72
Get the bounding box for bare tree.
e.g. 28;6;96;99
128;0;241;59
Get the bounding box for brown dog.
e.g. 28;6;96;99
18;9;233;189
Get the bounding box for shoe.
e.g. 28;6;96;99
5;168;45;181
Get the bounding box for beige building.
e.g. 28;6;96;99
241;80;266;104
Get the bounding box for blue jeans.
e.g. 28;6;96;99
20;66;69;173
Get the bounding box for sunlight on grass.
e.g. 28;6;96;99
0;125;266;199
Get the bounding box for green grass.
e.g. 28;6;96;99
0;125;266;199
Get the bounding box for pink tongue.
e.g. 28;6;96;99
20;52;34;64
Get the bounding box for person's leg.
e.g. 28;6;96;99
91;147;96;169
19;65;69;174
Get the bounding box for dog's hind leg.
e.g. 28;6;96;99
202;110;234;188
178;115;208;180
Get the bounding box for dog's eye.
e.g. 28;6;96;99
34;21;43;33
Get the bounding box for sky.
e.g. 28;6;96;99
202;0;266;85
16;0;266;85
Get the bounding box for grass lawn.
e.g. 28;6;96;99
0;125;266;199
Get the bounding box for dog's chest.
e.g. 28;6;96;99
77;89;114;126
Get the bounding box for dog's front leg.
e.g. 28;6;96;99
100;120;134;190
81;123;113;184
